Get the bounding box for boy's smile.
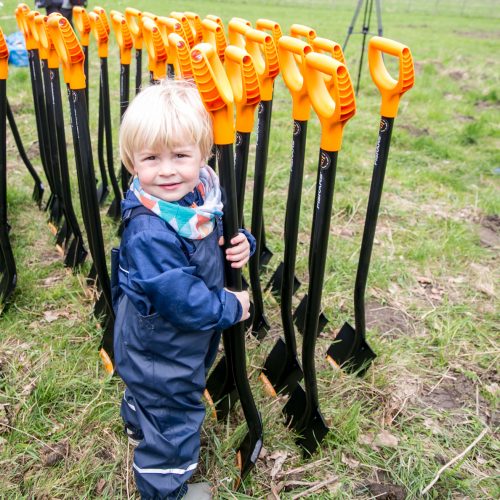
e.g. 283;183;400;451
132;144;205;202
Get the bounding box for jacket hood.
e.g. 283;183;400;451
121;190;143;218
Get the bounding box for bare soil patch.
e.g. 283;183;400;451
363;482;406;500
366;300;413;339
399;123;429;137
479;214;500;249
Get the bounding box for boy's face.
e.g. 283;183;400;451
132;144;205;202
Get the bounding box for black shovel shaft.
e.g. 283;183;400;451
97;73;108;190
83;45;89;113
5;99;43;192
248;100;272;327
28;50;53;192
120;64;131;194
354;116;394;341
51;69;84;242
68;88;113;317
234;131;251;224
281;120;308;356
135;48;142;94
101;57;122;204
217;143;262;478
303;149;338;413
0;79;6;224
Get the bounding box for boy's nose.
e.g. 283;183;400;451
159;160;176;175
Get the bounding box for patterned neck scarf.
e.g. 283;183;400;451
131;166;223;240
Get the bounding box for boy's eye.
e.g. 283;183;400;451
143;155;157;161
176;153;188;159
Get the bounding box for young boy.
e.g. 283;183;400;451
113;79;253;499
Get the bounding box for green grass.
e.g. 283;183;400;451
1;0;499;498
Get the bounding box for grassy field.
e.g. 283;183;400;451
0;0;499;498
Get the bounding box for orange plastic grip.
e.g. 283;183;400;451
305;52;356;151
34;14;55;67
169;12;195;48
48;16;85;89
142;11;158;22
142;17;167;80
26;10;41;51
156;17;182;64
185;12;203;44
16;4;36;50
111;12;133;65
190;43;234;145
73;7;91;46
311;37;345;65
290;24;316;45
256;19;282;49
205;15;224;29
368;36;415;118
201;19;226;63
278;36;312;121
228;18;249;48
225;45;261;133
89;11;109;58
245;28;279;102
168;33;193;79
93;6;110;35
125;7;143;50
0;27;9;80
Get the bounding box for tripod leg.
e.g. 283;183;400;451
355;0;373;95
343;0;365;51
376;0;383;36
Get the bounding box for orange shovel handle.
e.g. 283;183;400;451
141;17;167;80
48;16;85;89
228;18;250;48
26;10;41;51
16;4;36;50
93;7;111;35
190;43;234;145
225;45;261;133
256;19;282;49
169;12;195;48
311;36;345;65
0;27;9;80
278;36;312;121
125;7;143;50
290;23;316;44
89;11;109;58
73;6;91;46
157;17;184;64
201;19;227;63
205;15;224;29
168;33;193;79
368;36;415;118
35;14;59;68
244;28;279;101
305;52;356;151
111;12;133;65
185;12;203;44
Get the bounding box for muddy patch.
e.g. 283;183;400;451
363;482;406;500
366;301;413;338
399;123;429;137
479;214;500;249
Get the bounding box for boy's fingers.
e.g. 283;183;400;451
230;233;246;245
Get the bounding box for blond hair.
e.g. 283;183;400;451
119;79;213;173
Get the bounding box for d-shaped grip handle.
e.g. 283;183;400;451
16;4;36;51
168;33;193;79
228;18;250;48
89;11;109;58
225;45;261;133
290;23;316;44
278;36;312;121
125;7;143;49
190;43;234;145
201;18;227;63
141;17;167;80
169;12;195;48
111;12;133;65
73;6;91;46
34;13;59;68
245;28;279;102
48;16;85;89
255;18;282;49
93;7;110;35
305;52;356;152
368;36;415;118
311;36;345;65
185;12;203;44
0;27;8;80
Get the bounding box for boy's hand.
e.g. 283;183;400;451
228;289;250;321
220;233;251;268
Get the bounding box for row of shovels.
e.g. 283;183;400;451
2;3;414;489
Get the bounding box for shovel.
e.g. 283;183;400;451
185;12;203;45
125;8;143;94
260;36;313;397
0;27;17;310
16;5;59;226
191;43;263;487
90;8;122;217
35;13;87;268
201;18;227;64
168;33;193;79
48;16;115;374
326;36;414;375
6;99;44;207
73;6;91;112
292;37;347;336
141;17;167;84
156;16;186;79
283;53;356;456
110;11;133;194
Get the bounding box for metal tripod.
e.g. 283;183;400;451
343;0;383;95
